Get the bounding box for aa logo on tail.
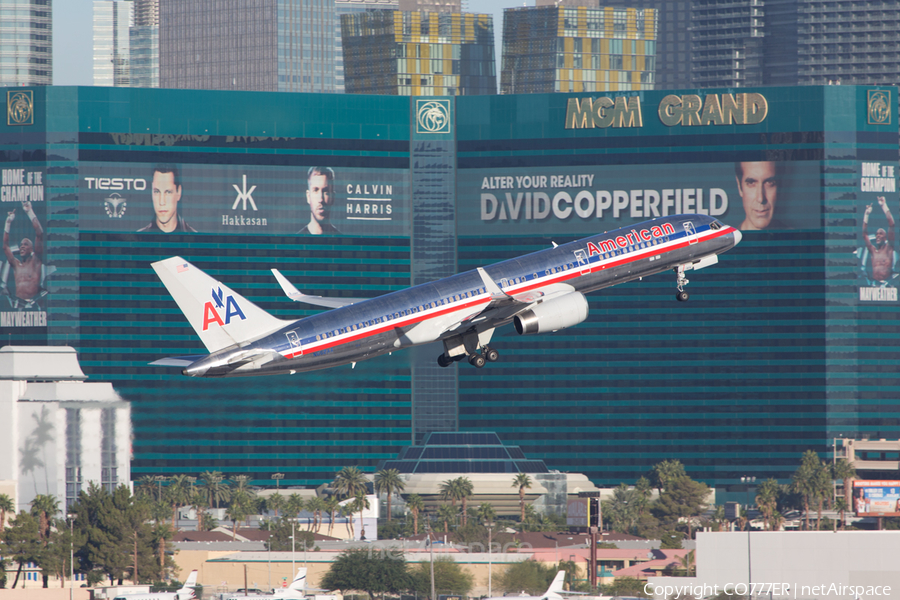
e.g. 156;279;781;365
203;286;247;330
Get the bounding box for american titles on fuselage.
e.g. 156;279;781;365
586;222;676;256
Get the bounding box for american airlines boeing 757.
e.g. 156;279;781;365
151;214;741;377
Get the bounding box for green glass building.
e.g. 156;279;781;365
1;85;897;495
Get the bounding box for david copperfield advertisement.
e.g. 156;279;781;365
460;161;822;236
79;163;409;237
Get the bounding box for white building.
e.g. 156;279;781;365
0;346;131;515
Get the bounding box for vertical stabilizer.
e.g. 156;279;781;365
288;568;308;591
152;257;287;352
545;571;566;595
177;570;199;599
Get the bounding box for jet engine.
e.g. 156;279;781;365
513;292;589;335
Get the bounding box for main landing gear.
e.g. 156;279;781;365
437;346;500;369
674;265;690;302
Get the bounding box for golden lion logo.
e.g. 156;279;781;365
7;91;33;126
868;90;890;125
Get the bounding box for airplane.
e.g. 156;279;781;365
224;568;338;600
112;570;198;600
484;570;569;600
151;214;741;377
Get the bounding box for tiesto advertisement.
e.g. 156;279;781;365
79;163;409;237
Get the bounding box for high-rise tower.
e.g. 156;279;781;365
0;0;52;86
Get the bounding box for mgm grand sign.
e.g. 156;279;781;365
565;92;768;129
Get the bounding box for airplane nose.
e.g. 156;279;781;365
732;228;743;245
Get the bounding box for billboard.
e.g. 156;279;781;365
853;480;900;517
1;166;48;328
459;160;823;237
856;161;899;302
78;163;410;237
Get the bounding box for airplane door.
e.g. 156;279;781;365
285;330;303;355
574;249;590;274
683;221;698;245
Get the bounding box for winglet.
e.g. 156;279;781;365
477;267;512;301
272;268;304;301
271;269;360;309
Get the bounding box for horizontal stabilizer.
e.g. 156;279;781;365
271;268;361;308
150;355;205;368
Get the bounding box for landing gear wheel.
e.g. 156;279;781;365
676;291;689;302
437;354;453;367
484;347;500;362
469;354;486;368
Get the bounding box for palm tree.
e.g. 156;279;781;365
512;473;532;523
456;477;474;526
711;504;726;532
677;550;696;576
227;490;253;540
352;491;371;539
167;475;193;529
286;493;305;521
324;495;341;537
230;475;256;496
652;459;686;494
832;458;857;512
755;479;780;531
439;477;474;526
475;502;496;526
437;503;457;534
406;493;424;535
199;470;231;509
0;493;15;529
332;466;368;500
792;451;830;530
137;475;160;501
373;469;405;522
834;497;850;530
267;493;286;519
29;494;58;542
190;488;208;530
306;496;326;533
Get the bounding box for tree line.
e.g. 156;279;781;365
0;452;862;589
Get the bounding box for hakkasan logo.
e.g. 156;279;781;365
104;193;127;218
868;90;891;125
7;91;33;126
416;99;451;134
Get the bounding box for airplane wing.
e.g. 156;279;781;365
271;269;362;308
440;279;576;336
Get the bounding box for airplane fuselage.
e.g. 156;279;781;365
183;214;739;377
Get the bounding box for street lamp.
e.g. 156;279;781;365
425;522;435;600
67;513;75;600
290;519;296;577
741;476;756;593
272;473;285;490
484;520;494;597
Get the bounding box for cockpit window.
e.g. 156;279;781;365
709;221;722;230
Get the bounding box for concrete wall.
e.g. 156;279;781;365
647;531;900;599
